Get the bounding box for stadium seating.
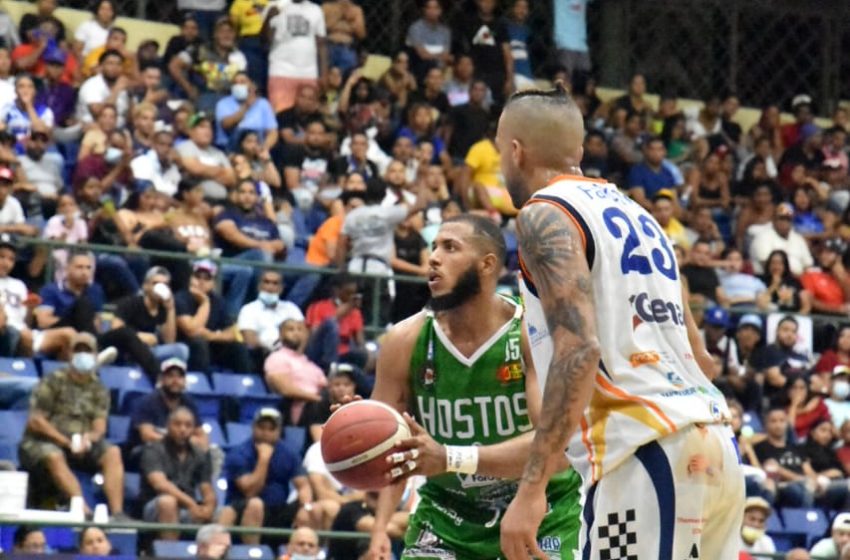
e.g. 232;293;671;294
228;544;275;560
212;373;280;423
283;426;306;457
780;508;830;548
107;414;131;445
39;359;66;377
152;540;196;559
185;372;220;420
225;422;251;448
0;357;38;378
0;409;25;464
98;366;153;413
202;420;227;448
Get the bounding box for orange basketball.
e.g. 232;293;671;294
321;400;411;491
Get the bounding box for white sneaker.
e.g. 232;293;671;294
96;346;118;367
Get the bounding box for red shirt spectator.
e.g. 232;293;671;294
815;326;850;375
306;298;364;356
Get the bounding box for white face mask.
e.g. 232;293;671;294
104;146;123;164
288;554;317;560
741;525;765;544
834;380;850;400
232;83;249;101
258;291;278;306
71;352;96;374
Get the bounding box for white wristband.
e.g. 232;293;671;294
445;445;479;474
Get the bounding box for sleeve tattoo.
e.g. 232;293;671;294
517;202;601;485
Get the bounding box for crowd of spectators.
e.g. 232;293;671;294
0;0;850;558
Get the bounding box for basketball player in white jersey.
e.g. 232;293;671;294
497;84;745;559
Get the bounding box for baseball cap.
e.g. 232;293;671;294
253;407;282;427
192;259;218;276
160;357;187;375
328;362;357;382
703;306;729;328
737;314;763;331
744;496;771;515
833;365;850;378
0;167;14;183
775;202;794;218
652;188;676;203
834;512;850;531
0;232;17;252
824;237;847;255
791;94;813;109
71;332;98;352
188;112;211;129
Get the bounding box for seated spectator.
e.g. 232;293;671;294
303;438;364;517
263;0;327;112
786;549;811;560
213;178;284;264
740;497;776;556
761;316;813;400
736;181;777;251
0;232;74;358
817;326;850;376
78;526;112;556
282;119;335;215
13;20;74;82
20;131;62;206
701;306;740;379
802;418;850;509
826;366;850;430
731;314;769;412
130;102;158;154
0;166;36;237
409;67;450;122
82;27;135;80
750;203;814;276
131;125;181;197
447;80;492;161
264;319;325;425
581;129;611;181
682;240;725;305
195;524;231;560
280;527;320;560
175;259;252;374
34;48;76;128
19;333;126;517
235;131;282;194
305;274;365;371
800;238;850;315
238;270;303;355
444;55;483;108
169;17;247;113
126;358;208;457
685;206;725;258
130;63;170;123
327;492;407;560
397;103;449;168
111;266;189;368
220;408;330;542
719;247;769;309
0;74;53;152
20;0;66;46
810;512;850;559
782;376;831;441
752;407;815;507
215;72;276;152
141;406;216;540
761;249;812;314
329;132;378;181
627;136;680;210
175;113;237;202
791;185;829;243
74;128;134;197
277;84;324;149
300;363;357;444
78;103;121;162
77;49;130;128
651;190;689;249
13;526;46;554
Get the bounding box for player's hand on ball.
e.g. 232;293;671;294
367;530;392;560
500;485;549;560
386;412;444;481
329;394;362;413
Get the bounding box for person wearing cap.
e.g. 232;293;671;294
779;122;825;189
810;512;850;559
140;406;217;539
125;357;209;459
130;124;181;197
175;112;236;201
219;408;330;544
77;48;130;128
801;238;850;315
731;313;767;411
781;94;814;150
18;332;127;518
700;306;740;380
33;44;76;129
651;189;690;249
749;202;814;276
740;496;775;554
175;259;252;374
626;136;681;211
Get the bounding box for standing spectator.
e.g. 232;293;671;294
229;0;271;91
452;0;513;104
111;266;190;368
740;497;776;556
800;238;850;315
322;0;365;76
264;319;325;425
750;203;814;276
220;408;328;542
76;49;130;128
177;0;226;41
504;0;533;89
140;406;216;540
19;332;126;517
810;513;850;560
175;113;237;202
406;0;451;82
126;358;208;457
169;18;247;113
753;407;816;507
73;0;115;57
553;0;590;80
175;260;252;374
238;270;303;355
627;136;680;210
682;240;726;304
263;0;328;112
305;274;365;371
761;249;812;314
215;72;277;152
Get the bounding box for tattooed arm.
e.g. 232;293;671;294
501;201;601;560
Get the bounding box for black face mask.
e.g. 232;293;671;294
428;264;482;312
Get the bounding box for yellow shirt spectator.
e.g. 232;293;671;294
230;0;270;38
464;138;517;216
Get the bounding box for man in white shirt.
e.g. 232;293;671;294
174;114;236;201
749;202;814;276
131;125;181;197
237;270;303;354
811;512;850;559
18;131;62;201
0;167;36;237
76;49;130;128
262;0;328;112
740;497;776;555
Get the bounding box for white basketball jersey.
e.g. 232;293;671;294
519;175;729;486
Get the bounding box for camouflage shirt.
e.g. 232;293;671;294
26;369;110;437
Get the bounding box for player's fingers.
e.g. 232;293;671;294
402;411;427;435
388;452;406;464
387;460;417;480
528;539;548;560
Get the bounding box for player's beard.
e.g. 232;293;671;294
428;264;482;312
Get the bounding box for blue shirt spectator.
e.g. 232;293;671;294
627;137;680;208
212;180;282;258
214;73;277;151
38;278;105;320
505;1;532;82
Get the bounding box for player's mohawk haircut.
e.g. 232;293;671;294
505;81;574;107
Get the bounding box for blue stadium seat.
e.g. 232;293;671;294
202;420;227;448
212;373;269;397
214;478;227;510
0;410;28;445
185;372;212;394
236;395;282;424
780;508;829;547
225;422;252;448
107;415;131;445
743;410;763;434
228;544;274;560
107;531;138;557
192;394;223;421
98;366;153;412
152;540;196;559
39;359;66;377
766;513;783;533
0;357;38;378
283;426;306;457
124;472;141;502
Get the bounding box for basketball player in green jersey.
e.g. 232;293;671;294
366;215;582;560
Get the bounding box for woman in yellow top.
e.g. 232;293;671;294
229;0;270;92
459;129;518;218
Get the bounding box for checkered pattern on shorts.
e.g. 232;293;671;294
597;509;638;560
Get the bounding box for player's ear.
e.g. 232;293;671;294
511;138;524;169
480;252;498;276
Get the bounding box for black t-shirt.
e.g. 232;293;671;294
328;155;379;181
448;103;491;159
115;295;166;335
174;290;233;333
392;229;429;323
277;108;323;139
282;145;332;191
753;439;808;475
408;89;451;122
299;389;332;444
19;14;66;44
722;118;743;145
327;501;375;560
127;390;201;451
681;264;720;302
452;14;509;81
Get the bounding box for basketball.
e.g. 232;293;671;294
320;400;411;491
